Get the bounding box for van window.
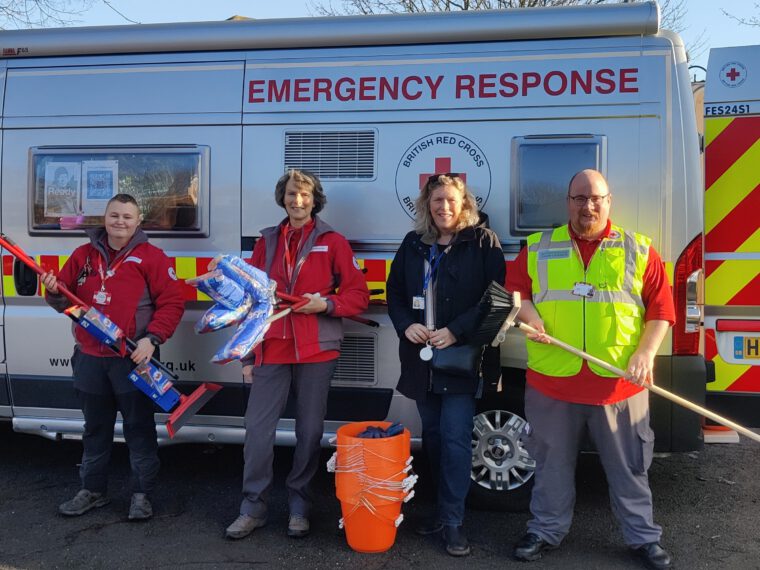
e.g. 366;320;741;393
511;135;605;235
30;146;208;234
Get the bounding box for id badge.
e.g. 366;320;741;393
572;282;595;298
412;295;425;310
92;290;112;305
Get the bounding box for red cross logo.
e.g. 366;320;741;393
720;62;748;88
725;67;741;82
418;157;467;190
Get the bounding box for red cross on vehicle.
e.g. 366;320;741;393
725;67;742;82
419;157;467;190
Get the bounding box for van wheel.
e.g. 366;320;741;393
468;409;535;512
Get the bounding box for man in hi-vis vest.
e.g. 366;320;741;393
507;170;675;570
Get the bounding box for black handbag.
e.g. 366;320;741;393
430;343;483;378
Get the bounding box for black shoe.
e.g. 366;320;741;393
442;525;471;557
632;542;672;570
513;532;557;562
415;517;444;536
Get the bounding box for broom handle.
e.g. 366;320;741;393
516;321;760;444
0;234;178;380
0;233;86;307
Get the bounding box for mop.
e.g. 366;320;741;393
0;233;221;438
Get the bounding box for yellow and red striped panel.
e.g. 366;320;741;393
704;115;760;307
1;254;394;302
705;328;760;392
704;114;760;393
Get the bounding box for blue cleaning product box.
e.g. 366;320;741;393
128;361;181;412
78;307;123;346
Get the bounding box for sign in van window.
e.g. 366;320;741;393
30;148;205;233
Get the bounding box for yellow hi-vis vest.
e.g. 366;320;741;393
526;224;650;377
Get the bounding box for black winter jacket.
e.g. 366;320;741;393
387;225;505;401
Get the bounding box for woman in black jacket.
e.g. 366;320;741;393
387;174;505;556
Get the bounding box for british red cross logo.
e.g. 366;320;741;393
720;61;747;88
418;157;467;190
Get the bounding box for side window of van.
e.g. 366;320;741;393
510;135;606;235
29;146;208;235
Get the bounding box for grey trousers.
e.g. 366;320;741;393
239;360;336;518
524;384;662;548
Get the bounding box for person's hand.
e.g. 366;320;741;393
131;337;155;364
405;323;430;345
41;270;59;294
242;364;254;384
429;327;457;349
522;319;550;344
293;293;329;314
625;349;656;386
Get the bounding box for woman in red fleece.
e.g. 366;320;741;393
41;193;184;522
225;169;369;541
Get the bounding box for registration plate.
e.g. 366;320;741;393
734;336;760;359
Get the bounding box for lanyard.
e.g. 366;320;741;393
422;243;449;293
280;223;303;284
97;249;130;292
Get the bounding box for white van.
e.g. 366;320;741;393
0;1;705;510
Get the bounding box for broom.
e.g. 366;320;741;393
478;281;760;445
0;233;221;438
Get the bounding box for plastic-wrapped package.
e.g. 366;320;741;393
186;269;247;309
186;255;276;362
211;255;275;305
194;295;253;333
211;304;273;364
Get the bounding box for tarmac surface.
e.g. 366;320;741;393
1;421;759;569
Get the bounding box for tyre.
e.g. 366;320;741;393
468;408;534;512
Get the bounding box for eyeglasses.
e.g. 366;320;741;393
427;173;460;184
567;194;609;206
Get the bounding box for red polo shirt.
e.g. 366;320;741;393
506;221;676;405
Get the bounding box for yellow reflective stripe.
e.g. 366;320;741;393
663;262;673;286
705;260;760;305
174;256;204;301
708;354;750;392
705;137;760;234
3;275;16;296
704;116;733;147
737;226;760;253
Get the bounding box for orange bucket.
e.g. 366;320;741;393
335;421;411;553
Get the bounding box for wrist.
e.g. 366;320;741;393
145;334;161;347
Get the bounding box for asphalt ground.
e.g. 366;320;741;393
1;421;759;570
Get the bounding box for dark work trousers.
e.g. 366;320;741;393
240;360;337;519
416;391;477;527
524;385;661;548
74;352;159;496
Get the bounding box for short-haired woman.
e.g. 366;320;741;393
387;174;505;556
225;169;369;540
42;193;185;521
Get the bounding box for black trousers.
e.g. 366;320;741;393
74;352;159;495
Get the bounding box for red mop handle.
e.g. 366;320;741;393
277;289;378;327
277;290;331;311
0;233;180;379
0;233;87;307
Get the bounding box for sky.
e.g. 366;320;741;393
68;0;758;78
